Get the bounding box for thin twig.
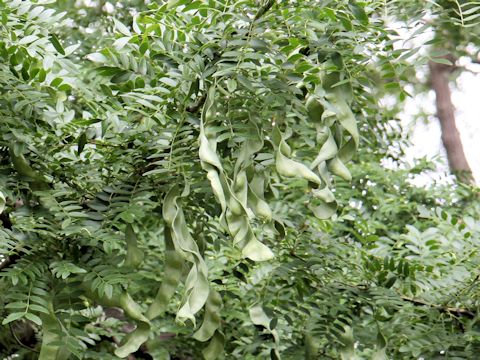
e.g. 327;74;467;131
401;296;475;319
9;323;39;353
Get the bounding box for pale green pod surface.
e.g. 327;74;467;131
194;290;223;342
249;304;280;353
308;201;337;220
312;187;335;203
119;292;149;323
232;170;248;209
82;283;150;358
243;235;274;261
255;199;272;220
276;151;321;185
316;124;330;145
146;225;184;320
184;260;210;315
328;157;352;181
226;210;247;239
305;333;320;360
199;132;223;171
317;161;332;188
326;94;359;148
248;174;272;220
339;326;356;360
234;139;263;174
9;148;48;183
249;304;272;329
163;186;209;325
321;71;353;104
39;300;69;360
206;168;227;214
228;194;245;216
338;138;356;163
275;151;298;177
311;129;338;169
250;193;272;220
124;224;144;268
202;330;225;360
279;139;292;157
114;322;150;358
306;95;324;123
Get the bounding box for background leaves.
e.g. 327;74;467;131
0;0;480;359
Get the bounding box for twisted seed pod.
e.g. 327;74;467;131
306;95;324;123
124;224;144;268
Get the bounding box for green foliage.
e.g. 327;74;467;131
1;0;480;359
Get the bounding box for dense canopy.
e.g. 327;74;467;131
1;0;480;359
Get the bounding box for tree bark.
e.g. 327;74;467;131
429;59;475;184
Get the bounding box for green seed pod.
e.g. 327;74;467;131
315;125;329;145
124;224;144;268
276;151;321;185
328;157;352;181
193;290;223;342
305;333;319;360
306;95;324;123
255;198;272;220
9;148;47;183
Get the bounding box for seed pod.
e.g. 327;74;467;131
328;157;352;181
193;290;223;342
306;95;324;123
124;224;144;268
9;148;47;183
276;151;321;185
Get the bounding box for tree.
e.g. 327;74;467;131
427;0;480;184
429;58;474;184
0;1;479;359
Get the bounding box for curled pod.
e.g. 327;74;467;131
328;157;352;181
305;95;324;123
315;125;329;145
124;224;144;268
276;151;321;185
9;148;47;183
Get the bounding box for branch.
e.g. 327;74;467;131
330;281;476;319
186;93;207;113
401;296;475;319
0;254;20;271
254;0;275;21
0;211;21;271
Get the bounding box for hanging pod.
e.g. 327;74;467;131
163;186;209;325
193;290;223;342
124;224;144;268
9;147;47;183
310;186;338;220
276;150;321;184
325;92;359;149
328;156;352;181
308;200;337;220
305;95;324;123
113;292;151;358
202;330;225;360
39;300;70;360
247;183;272;221
274;129;321;185
199;87;274;262
310;127;338;169
81;282;151;358
117;223;185;357
146;223;184;320
249;305;281;359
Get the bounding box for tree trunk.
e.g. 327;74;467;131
429;59;475;185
